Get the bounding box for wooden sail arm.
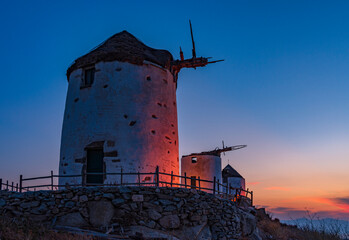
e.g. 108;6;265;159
171;57;224;73
216;145;247;155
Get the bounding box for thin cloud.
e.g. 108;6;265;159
263;197;349;220
331;197;349;206
267;207;308;219
271;207;294;212
311;197;349;212
327;197;349;212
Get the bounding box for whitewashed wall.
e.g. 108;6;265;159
59;61;179;186
226;177;246;196
181;154;222;192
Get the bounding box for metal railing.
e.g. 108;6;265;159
1;166;253;205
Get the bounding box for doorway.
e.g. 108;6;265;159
86;149;104;184
191;176;197;189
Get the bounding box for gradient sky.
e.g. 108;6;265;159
0;0;349;220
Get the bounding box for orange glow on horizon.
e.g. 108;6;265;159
264;186;291;191
247;181;261;186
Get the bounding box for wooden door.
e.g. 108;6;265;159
86;149;104;184
191;176;197;189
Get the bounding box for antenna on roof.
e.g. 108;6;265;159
222;140;226;156
171;20;224;74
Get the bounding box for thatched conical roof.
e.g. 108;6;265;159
67;31;173;78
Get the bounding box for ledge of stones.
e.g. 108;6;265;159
0;186;257;240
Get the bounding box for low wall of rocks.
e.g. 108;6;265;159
0;186;257;239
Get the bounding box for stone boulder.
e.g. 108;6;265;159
159;214;180;229
20;201;39;209
240;209;257;236
56;212;88;227
88;200;114;227
148;209;162;221
0;199;6;208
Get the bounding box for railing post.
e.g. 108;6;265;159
198;176;201;191
51;170;54;190
19;175;23;193
170;171;173;187
251;191;253;206
0;178;2;191
155;166;159;187
217;179;220;193
137;171;140;186
213;176;216;195
6;180;8;190
16;183;18;192
120;168;123;185
184;172;187;188
11;182;14;191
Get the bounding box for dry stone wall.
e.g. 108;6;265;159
0;186;257;239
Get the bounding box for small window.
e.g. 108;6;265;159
191;157;197;163
83;67;95;87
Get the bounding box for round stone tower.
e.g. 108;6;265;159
59;31;179;186
181;153;222;192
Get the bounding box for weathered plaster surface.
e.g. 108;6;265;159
181;154;222;192
227;177;246;195
227;177;245;190
59;61;179;186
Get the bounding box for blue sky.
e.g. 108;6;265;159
0;0;349;219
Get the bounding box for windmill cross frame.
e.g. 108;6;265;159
171;20;224;74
